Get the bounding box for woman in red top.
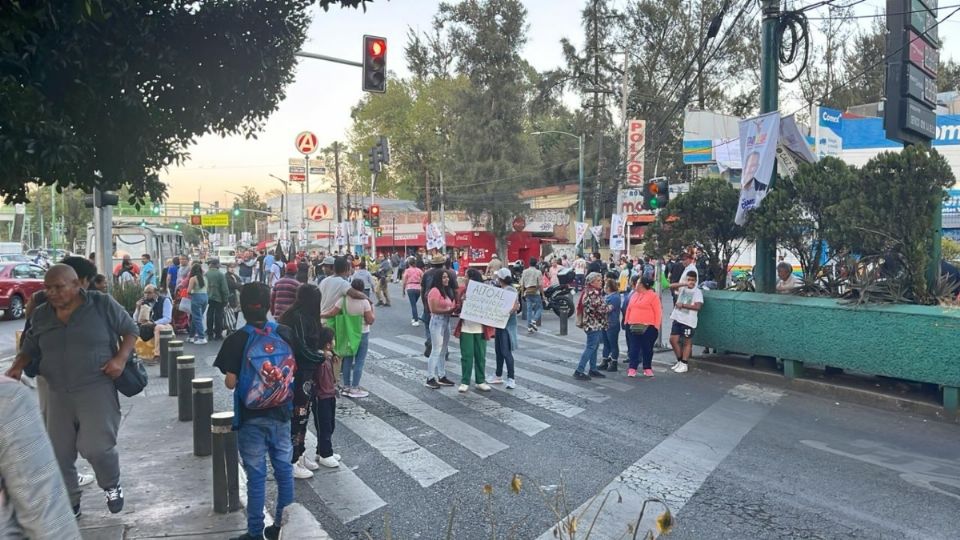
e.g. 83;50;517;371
623;276;662;378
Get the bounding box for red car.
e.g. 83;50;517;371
0;263;46;320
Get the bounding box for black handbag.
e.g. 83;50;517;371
115;356;148;397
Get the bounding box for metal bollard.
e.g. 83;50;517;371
211;412;241;513
559;311;569;336
167;341;184;396
176;356;195;421
192;378;214;456
159;329;173;378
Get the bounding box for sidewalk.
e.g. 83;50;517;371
77;359;246;540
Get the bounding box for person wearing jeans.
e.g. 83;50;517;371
402;259;423;327
322;278;376;399
520;258;544;332
573;272;610;380
623;276;662;378
187;262;208;344
489;268;520;389
236;417;294;539
424;271;457;389
599;280;622;372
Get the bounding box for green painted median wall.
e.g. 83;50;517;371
693;290;960;387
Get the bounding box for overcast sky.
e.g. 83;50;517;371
161;0;960;205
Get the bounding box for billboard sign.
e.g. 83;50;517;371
625;120;646;186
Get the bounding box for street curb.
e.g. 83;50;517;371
279;503;331;540
689;356;959;424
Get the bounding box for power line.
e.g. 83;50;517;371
806;2;960;19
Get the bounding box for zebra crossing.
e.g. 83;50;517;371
297;332;661;527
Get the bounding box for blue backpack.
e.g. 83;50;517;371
234;322;296;415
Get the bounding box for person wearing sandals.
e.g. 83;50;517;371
624;275;662;378
488;268;520;389
453;269;495;393
321;279;376;399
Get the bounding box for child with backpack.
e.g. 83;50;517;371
214;283;296;540
312;326;341;468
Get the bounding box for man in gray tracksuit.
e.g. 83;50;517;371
6;264;138;517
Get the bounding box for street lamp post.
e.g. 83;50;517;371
267;174;290;240
531;130;585;255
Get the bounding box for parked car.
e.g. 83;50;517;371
0;254;30;263
0;263;46;320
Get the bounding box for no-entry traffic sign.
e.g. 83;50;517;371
295;131;318;155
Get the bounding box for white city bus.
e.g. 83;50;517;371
86;222;184;271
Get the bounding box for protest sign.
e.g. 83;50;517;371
460;280;518;329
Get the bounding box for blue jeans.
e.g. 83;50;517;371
237;417;294;537
342;333;370;387
524;295;543;327
427;315;450;380
407;289;421;320
190;293;208;338
576;330;603;374
602;324;620;360
627;326;659;370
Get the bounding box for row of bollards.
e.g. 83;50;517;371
157;329;240;514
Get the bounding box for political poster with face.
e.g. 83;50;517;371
609;214;626;251
736;111;780;226
575;222;588;248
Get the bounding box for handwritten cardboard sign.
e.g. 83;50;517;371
460;279;517;329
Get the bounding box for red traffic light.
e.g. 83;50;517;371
370;204;380;216
369;39;386;57
649;181;659;194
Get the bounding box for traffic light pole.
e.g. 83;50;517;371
92;188;113;288
370;172;377;259
754;0;780;294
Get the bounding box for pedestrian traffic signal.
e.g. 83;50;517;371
374;136;390;166
233;202;241;216
192;201;201;215
362;35;387;93
370;204;381;228
363;207;371;227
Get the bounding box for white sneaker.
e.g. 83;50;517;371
412;319;420;327
458;384;469;393
670;361;682;371
78;473;95;487
194;338;208;345
293;462;314;479
674;362;689;373
299;455;319;471
477;383;492;392
317;455;340;468
505;378;516;389
332;453;342;462
489;376;504;384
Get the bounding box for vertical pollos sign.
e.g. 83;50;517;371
625;120;646;186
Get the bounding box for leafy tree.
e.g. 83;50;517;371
834;18;886;109
943;237;960;263
645;176;744;287
0;0;370;204
937;59;960;93
744;157;859;280
230;186;268;237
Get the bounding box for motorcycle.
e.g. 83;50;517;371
543;284;574;318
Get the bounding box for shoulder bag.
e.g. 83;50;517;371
94;295;148;397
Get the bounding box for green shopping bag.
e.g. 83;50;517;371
331;296;363;357
661;272;670;290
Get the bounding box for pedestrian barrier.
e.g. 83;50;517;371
167;340;184;396
192;378;214;456
176;356;195;421
158;329;173;378
211;411;241;513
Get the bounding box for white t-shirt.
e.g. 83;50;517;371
461;319;483;334
682;263;699;287
319;276;352;319
345;296;373;333
670;285;704;328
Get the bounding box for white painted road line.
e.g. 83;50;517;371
370;353;550;436
391;334;585;418
337;398;458;488
304;430;387;524
537;383;783;539
361;372;508;458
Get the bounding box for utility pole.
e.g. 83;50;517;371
590;0;605;253
425;171;432;224
755;0;780;294
439;169;446;255
334;141;343;223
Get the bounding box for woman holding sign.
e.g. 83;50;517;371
488;268;520;389
454;269;495;393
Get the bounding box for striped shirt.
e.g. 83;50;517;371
0;377;81;539
270;276;300;320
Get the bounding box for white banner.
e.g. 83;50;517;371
736;111;780;226
779;114;817;164
335;222;348;247
609;214;626;251
625;119;646;186
589;225;603;243
426;223;445;250
574;222;588;247
460;279;518;329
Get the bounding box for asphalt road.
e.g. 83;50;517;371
8;283;960;539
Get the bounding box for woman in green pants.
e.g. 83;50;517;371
454;269;495;393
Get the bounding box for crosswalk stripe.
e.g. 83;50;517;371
536;384;784;539
509;349;633;392
368;352;550;437
368;336;423;358
443;341;609;403
518;334;586;356
392;335;586;418
361;372;508;458
303;430;387;523
337;398;458;488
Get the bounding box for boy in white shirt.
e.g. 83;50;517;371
669;271;703;374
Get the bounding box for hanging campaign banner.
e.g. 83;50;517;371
589;225;603;243
777;114;818;180
574;222;588;247
459;279;518;329
609;214;626;251
736;111;780;226
335;222;349;247
426;223;445;250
